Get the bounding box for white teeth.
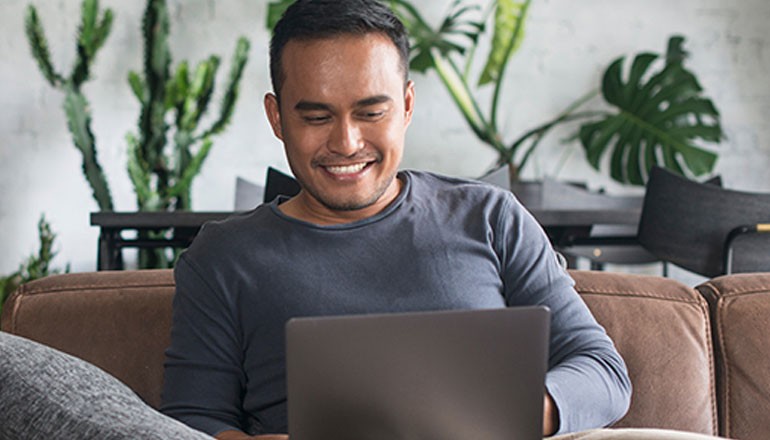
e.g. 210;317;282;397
325;163;368;175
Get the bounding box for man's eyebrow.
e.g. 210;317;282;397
294;101;331;111
293;95;392;112
355;95;392;107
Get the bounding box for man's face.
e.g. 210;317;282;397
265;33;415;224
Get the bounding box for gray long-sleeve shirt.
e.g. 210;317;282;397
161;170;631;436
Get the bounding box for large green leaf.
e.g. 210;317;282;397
579;37;723;185
478;0;529;86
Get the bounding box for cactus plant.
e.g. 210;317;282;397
25;0;250;268
25;0;115;211
126;0;250;213
125;0;250;268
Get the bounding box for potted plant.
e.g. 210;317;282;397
25;0;250;268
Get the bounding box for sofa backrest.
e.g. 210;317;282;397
697;273;770;440
0;269;175;409
571;271;717;436
0;269;724;436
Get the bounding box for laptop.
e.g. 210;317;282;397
286;306;550;440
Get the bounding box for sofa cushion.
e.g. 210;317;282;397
571;270;717;435
0;269;174;409
697;273;770;440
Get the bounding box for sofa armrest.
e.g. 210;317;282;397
0;269;174;409
571;270;717;436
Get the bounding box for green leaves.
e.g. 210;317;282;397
479;0;529;86
391;0;484;73
0;215;68;316
579;36;723;185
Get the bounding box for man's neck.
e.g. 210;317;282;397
277;176;404;226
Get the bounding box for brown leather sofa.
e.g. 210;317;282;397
2;269;769;439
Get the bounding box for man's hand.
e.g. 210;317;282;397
543;392;560;436
215;430;288;439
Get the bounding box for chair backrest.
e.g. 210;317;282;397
638;166;770;277
264;166;301;203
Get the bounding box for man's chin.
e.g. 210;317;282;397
299;170;401;214
316;194;381;212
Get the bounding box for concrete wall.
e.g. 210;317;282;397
1;0;769;283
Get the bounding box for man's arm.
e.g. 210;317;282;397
161;253;248;435
497;194;631;434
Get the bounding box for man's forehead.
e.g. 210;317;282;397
278;33;406;106
280;33;405;77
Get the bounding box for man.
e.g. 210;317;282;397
160;0;631;439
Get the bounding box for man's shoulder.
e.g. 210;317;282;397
403;169;515;204
184;204;279;258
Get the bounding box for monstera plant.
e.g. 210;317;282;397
579;36;722;184
266;0;723;185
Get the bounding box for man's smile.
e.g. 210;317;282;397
322;161;373;176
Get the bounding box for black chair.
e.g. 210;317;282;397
264;166;301;203
539;178;658;271
638;166;770;277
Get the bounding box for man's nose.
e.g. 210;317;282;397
327;117;364;156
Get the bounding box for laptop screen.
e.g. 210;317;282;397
286;306;550;440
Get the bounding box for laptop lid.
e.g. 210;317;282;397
286;306;550;440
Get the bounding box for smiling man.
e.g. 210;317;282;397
263;31;412;224
160;1;631;439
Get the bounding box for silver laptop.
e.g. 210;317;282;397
286;306;550;440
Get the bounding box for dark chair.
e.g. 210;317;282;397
638;166;770;277
540;178;658;271
264;166;301;203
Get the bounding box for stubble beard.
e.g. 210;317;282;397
304;167;400;212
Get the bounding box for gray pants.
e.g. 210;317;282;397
0;331;212;440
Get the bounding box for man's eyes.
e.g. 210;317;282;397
302;115;332;124
300;109;387;124
360;111;385;120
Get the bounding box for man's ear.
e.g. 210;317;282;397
403;80;415;128
264;93;284;140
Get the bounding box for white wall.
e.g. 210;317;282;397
1;0;769;283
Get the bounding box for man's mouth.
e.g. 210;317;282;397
323;162;371;175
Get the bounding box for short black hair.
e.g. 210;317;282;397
269;0;410;99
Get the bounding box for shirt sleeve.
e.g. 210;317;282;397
496;194;632;434
160;253;247;436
